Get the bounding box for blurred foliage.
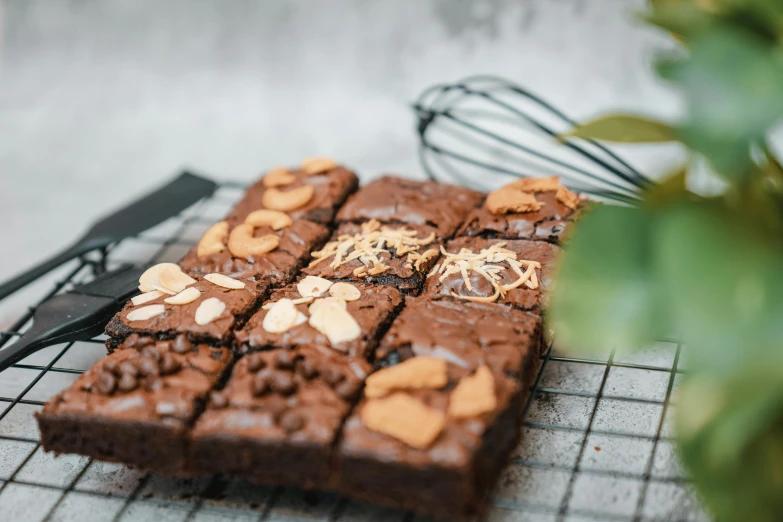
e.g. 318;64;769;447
550;1;783;520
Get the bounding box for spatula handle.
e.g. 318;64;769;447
0;239;103;301
0;335;43;372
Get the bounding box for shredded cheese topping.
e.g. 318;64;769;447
308;219;437;277
427;242;540;303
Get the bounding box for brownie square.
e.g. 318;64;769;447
301;221;442;295
336;357;529;518
105;275;266;349
179;218;329;282
375;297;542;378
336;175;484;238
189;346;369;489
37;336;233;474
458;188;584;243
235;281;403;359
227;163;359;225
422;237;560;311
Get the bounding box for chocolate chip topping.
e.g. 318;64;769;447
335;378;361;400
137;356;160;377
323;366;344;386
103;359;118;375
271;372;297;395
296;357;319;379
95;371;117;395
118;360;138;377
141;345;161;361
279;411;304;433
247;353;265;372
145;377;163;392
252;371;270;397
274;350;295;369
172;335;192;354
159;353;181;375
117;372;138;392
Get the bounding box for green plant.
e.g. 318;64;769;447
550;1;783;520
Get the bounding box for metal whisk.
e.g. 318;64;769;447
413;75;652;204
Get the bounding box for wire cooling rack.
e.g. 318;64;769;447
0;180;707;522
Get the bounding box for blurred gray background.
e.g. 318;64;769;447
0;0;676;283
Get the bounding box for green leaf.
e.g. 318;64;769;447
656;204;783;374
677;373;783;522
657;28;783;180
549;205;670;354
643;165;691;208
560;114;676;143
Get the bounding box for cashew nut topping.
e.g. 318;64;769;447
262;185;314;212
197;221;229;258
244;209;292;231
300;157;336;175
262;167;297;188
227;223;280;260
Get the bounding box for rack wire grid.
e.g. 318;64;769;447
0;180;708;522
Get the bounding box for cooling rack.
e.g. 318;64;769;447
0;181;706;522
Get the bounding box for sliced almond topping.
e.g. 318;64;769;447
131;290;164;306
205;273;245;290
297;275;333;297
262;298;298;333
300;157;336;175
448;366;497;419
508;176;561;193
197;221;229;258
308;296;347;316
262;296;314;310
127;304;165;322
157;265;197;294
556;185;581;209
194;297;226;326
138;263;179;293
365;356;448;399
244;209;292;231
309;305;361;346
164;287;201;305
361;393;445;449
262;185;314;212
263;167;296;188
486;187;542;215
329;282;361;301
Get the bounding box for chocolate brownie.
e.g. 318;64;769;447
37;335;233;474
179;218;329;282
301;220;442;295
457;177;584;244
227;161;359;225
105;274;266;349
235;280;403;359
336;356;528;518
190;346;369;488
376;297;542;377
336;175;483;239
422;237;560;311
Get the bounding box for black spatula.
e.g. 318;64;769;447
0;171;216;301
0;264;145;372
